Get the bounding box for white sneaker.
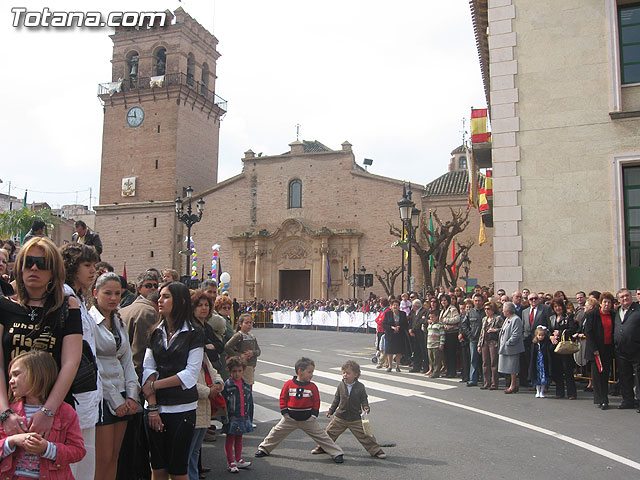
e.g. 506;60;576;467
540;392;545;398
236;459;252;469
228;463;239;473
535;392;540;398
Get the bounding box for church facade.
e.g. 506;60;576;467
94;8;491;301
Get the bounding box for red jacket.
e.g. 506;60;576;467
279;378;320;420
375;307;389;333
0;401;86;480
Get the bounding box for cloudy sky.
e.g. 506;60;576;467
0;1;486;208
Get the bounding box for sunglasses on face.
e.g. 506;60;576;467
143;283;159;289
529;297;538;301
24;256;50;271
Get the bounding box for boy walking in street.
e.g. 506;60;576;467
255;357;344;463
312;360;386;459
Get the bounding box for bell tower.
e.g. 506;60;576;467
94;8;227;276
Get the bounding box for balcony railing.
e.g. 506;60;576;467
98;72;227;111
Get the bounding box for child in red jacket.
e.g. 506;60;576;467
0;350;85;479
255;357;344;463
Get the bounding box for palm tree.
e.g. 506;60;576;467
0;208;59;238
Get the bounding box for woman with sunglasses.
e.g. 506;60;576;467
0;237;83;438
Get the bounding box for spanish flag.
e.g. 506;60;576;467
471;108;491;144
479;217;487;246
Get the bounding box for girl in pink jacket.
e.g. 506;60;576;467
0;350;85;479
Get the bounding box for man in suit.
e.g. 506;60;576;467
72;220;103;258
408;298;428;373
613;289;640;410
520;293;552;387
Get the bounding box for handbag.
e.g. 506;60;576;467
60;296;98;394
486;331;499;343
554;330;579;355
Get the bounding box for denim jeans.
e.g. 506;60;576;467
187;427;207;480
469;341;481;383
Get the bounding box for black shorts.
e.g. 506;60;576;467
145;409;196;475
96;393;134;426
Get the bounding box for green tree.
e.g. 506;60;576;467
0;208;59;238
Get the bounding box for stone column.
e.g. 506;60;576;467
254;240;262;300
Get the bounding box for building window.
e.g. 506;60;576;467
620;4;640;84
459;156;467;169
154;47;166;76
288;179;302;208
187;53;195;87
623;164;640;287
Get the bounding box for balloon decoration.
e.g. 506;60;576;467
211;244;220;284
190;238;197;279
219;271;231;295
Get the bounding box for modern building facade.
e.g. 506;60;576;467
470;0;640;292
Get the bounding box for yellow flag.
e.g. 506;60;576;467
479;216;487;246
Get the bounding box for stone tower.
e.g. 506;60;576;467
94;8;226;276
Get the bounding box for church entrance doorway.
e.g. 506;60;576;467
279;270;310;300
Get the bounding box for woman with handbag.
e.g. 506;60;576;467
0;237;82;438
60;242;101;478
90;272;140;480
550;298;578;399
478;302;503;390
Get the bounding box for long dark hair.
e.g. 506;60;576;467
159;281;193;332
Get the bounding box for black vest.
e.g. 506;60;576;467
149;322;204;406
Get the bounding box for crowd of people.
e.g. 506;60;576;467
369;286;640;412
1;230;640;479
0;236;264;479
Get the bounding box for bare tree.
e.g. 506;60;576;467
374;265;402;297
390;207;473;289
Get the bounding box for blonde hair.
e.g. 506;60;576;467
585;297;600;310
8;350;58;404
14;237;65;315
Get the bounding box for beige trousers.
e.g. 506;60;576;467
326;415;381;456
258;415;343;457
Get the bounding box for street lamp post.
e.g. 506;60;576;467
175;186;205;279
397;185;414;294
343;260;366;300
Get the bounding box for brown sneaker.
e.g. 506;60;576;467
311;446;326;454
374;450;387;459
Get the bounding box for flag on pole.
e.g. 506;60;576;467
451;240;457;276
471;108;491;143
479;217;487;246
466;145;478;209
402;225;408;260
326;256;332;289
123;262;127;281
428;212;434;274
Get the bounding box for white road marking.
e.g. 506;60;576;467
252;381;332;412
270;344;285;347
332;367;455;391
253;404;283;423
258;359;423;397
335;353;372;358
302;348;321;352
261;372;385;403
415;393;640;473
361;364;461;382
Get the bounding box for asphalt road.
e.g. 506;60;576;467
201;327;640;480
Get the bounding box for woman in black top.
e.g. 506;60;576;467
549;298;578;399
382;298;409;372
0;237;82;437
141;281;204;480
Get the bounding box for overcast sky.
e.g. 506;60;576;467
0;1;486;208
